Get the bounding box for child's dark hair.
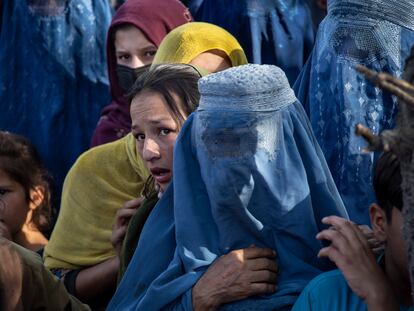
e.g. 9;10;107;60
373;151;403;222
0;131;52;235
127;64;202;197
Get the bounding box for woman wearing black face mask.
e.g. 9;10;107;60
90;0;192;147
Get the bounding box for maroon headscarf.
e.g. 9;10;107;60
90;0;192;147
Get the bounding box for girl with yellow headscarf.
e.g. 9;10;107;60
152;22;248;72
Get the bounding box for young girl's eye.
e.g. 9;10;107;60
144;50;157;58
135;134;145;141
160;129;171;136
118;54;130;61
0;188;10;196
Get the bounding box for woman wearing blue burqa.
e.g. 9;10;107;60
188;0;315;85
108;64;349;310
293;0;414;225
0;0;111;198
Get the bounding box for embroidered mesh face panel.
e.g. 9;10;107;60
26;0;68;16
193;64;299;215
329;0;414;31
196;112;280;162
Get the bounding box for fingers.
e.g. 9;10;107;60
114;197;144;228
358;225;373;235
321;215;354;227
115;206;138;228
123;197;144;209
113;226;127;240
249;282;277;296
249;270;278;284
243;247;276;260
372;246;385;256
320;216;369;251
111;226;128;247
317;217;374;268
358;225;385;255
248;258;279;273
117;208;137;220
353;224;371;249
358;225;375;241
368;238;383;248
317;245;342;262
316;227;348;253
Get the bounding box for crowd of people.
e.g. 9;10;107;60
0;0;413;310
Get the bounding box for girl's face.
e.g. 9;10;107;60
0;169;29;236
115;26;157;68
131;91;185;192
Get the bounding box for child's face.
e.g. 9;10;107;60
0;169;29;236
114;26;157;68
131;91;183;192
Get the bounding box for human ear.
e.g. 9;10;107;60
369;203;387;243
29;186;45;211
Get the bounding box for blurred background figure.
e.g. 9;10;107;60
306;0;327;31
294;0;414;225
189;0;315;84
0;0;112;210
0;131;52;254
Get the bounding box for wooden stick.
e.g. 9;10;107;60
357;66;414;93
356;65;414;108
354;123;385;152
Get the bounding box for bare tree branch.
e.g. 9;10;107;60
354;124;385;152
356;65;414;108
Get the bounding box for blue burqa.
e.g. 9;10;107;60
0;0;111;195
108;64;349;310
293;0;414;225
189;0;315;85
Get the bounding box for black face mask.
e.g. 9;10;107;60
116;64;150;94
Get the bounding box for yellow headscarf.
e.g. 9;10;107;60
44;134;149;269
152;22;248;67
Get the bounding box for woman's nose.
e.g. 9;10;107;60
130;55;146;69
142;138;161;161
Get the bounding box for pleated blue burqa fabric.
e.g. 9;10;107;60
294;0;414;225
189;0;315;85
108;64;349;310
0;0;111;195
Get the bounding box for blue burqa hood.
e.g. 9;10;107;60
108;64;349;310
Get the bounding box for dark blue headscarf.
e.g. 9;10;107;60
0;0;111;196
108;64;348;310
294;0;414;225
